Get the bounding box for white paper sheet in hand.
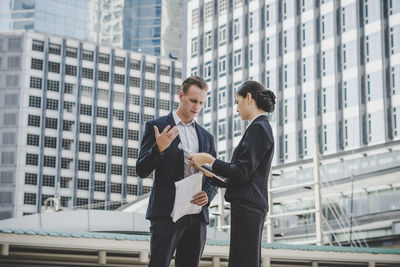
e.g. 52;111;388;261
170;172;203;223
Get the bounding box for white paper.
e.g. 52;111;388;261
170;172;203;223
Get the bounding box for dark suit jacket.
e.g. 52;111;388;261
212;115;274;210
136;112;217;223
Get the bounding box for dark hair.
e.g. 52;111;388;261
237;80;276;113
182;76;208;93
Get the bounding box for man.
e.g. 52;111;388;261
136;76;217;267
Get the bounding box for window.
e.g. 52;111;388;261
129;77;140;87
46;99;58;110
114;73;125;85
144;79;155;90
80;104;92;116
145;63;156;73
96;125;108;136
159;99;170;110
45;117;58;129
234;19;240;39
130;60;141;70
64;83;74;94
144;97;155;108
79;141;91;153
219;25;227;44
60;177;70;188
78;160;90;172
114;56;125;67
112;109;124;121
3;132;16;145
160;65;170;76
62;139;73;150
98;71;109;82
64;102;74;113
218;87;226;108
218;119;226;141
8;37;21;50
24;193;36;205
77;179;89;190
143;186;152;194
82;68;93;79
144;114;154;121
112;146;123;157
96;107;108;118
234;50;242;70
192;8;199;27
43;155;56;167
30;77;42;89
82;50;94;61
94;180;105;192
44;136;57;148
31;58;43;70
127;166;137;176
219;56;226;75
127;184;137;195
128;130;139;140
111;165;122;175
66;47;77;58
99;53;110;64
204;61;212;80
1;152;14;164
26;153;38;166
7;56;20;68
95;162;106;173
204;31;212;51
80;122;91;134
47;80;59;91
28;115;40;127
43;175;55;187
48;62;60;73
129;112;140;123
49;43;61;55
112;127;123;139
29;96;41;108
32;40;44;52
191;37;198;56
233;116;241;137
130;94;140;105
160;82;170;93
25;173;37;185
76;198;88;207
27;134;39;146
128;148;138;158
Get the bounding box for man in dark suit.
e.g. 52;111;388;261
136;76;217;267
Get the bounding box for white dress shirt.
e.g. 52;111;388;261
173;111;199;177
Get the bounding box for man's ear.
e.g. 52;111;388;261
179;91;184;101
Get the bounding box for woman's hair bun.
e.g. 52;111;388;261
257;90;276;113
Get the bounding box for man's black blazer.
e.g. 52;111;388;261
136;112;217;223
212;115;274;210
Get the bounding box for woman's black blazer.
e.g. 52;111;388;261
212;115;274;210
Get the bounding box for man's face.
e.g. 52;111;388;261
178;85;207;121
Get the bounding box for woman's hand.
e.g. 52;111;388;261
187;153;215;167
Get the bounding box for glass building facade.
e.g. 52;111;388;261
0;0;184;58
187;0;400;246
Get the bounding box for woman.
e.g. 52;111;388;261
188;81;275;267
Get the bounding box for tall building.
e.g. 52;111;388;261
0;0;184;58
187;0;400;246
0;30;182;219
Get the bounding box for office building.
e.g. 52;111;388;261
0;30;182;219
0;0;184;58
187;0;400;246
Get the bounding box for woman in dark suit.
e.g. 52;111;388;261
188;81;275;267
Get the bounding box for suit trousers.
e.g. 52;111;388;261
148;214;206;267
228;202;267;267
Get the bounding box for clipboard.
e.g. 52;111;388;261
178;143;228;183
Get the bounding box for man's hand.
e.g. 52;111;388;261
154;125;179;153
191;191;208;206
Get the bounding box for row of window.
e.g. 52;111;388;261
31;40;181;77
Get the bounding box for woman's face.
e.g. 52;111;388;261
235;94;250;121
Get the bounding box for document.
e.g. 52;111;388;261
178;143;227;183
170;172;203;222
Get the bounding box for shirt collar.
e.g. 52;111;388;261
248;113;267;128
173;110;196;127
